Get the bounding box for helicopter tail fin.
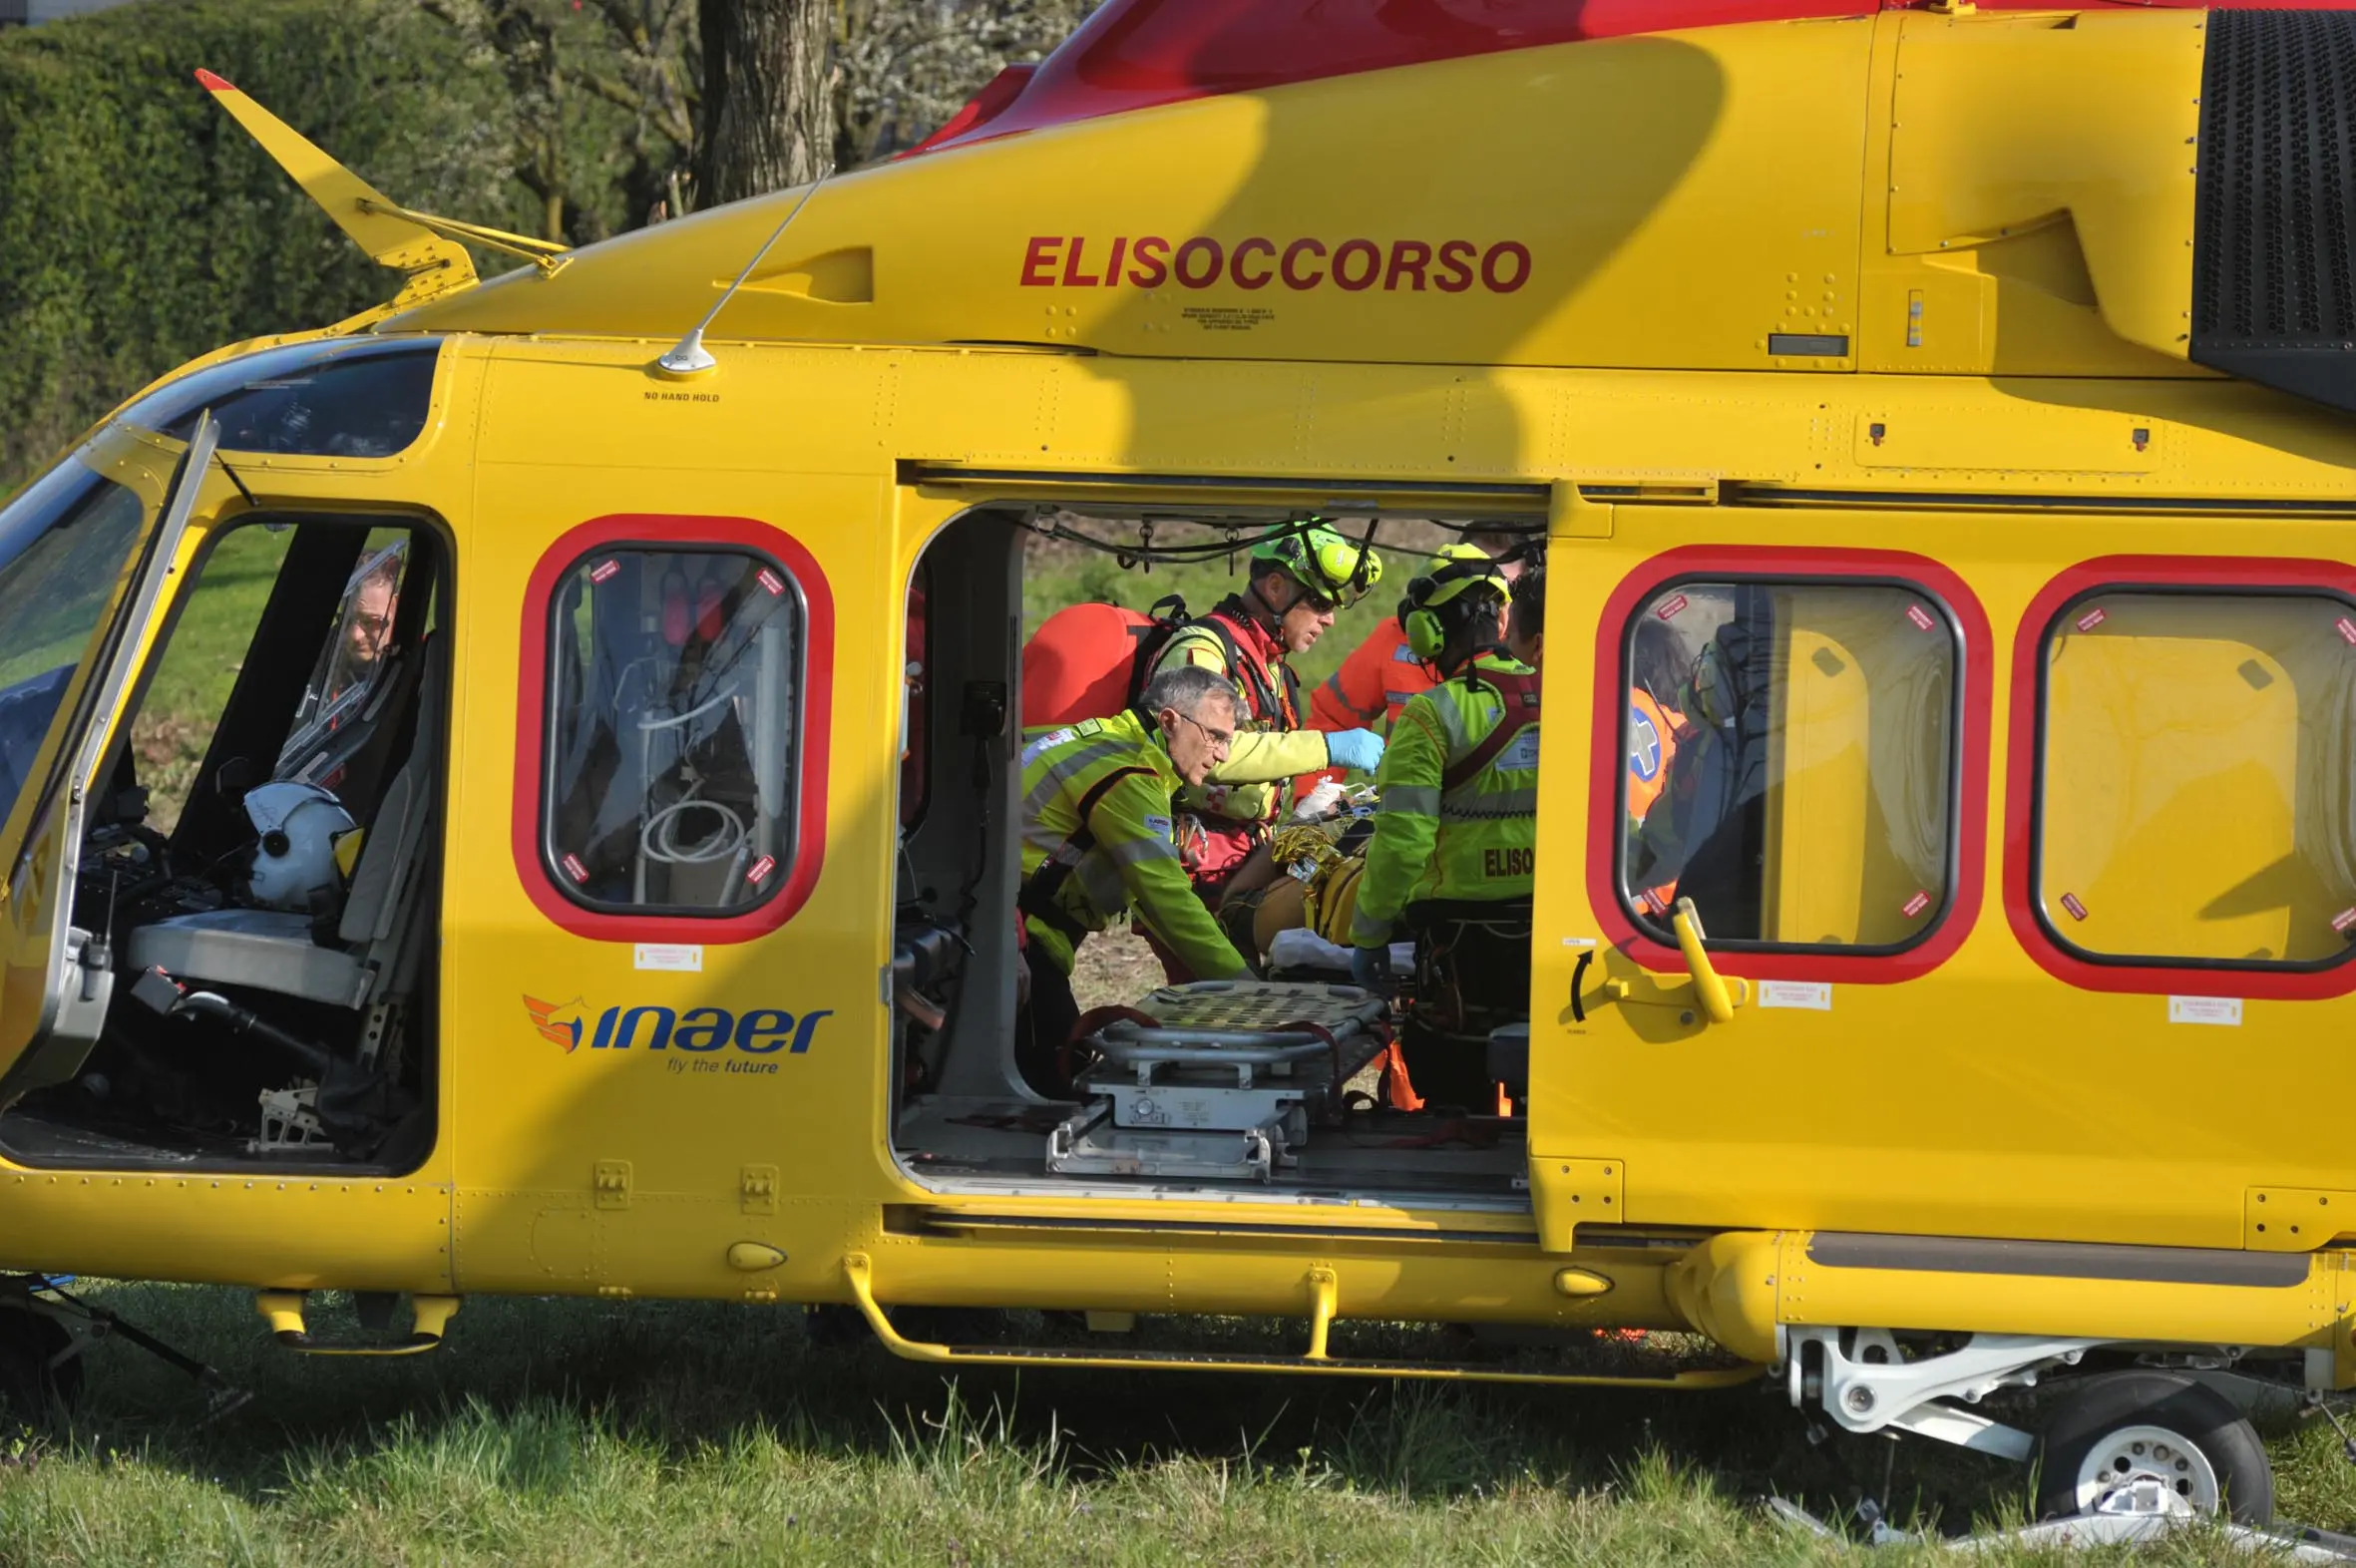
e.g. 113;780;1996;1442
195;68;477;309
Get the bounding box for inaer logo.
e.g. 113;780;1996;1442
1020;235;1532;295
525;995;586;1052
521;995;832;1059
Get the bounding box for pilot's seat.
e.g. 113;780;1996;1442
128;632;447;1010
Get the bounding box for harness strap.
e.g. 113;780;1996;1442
1198;610;1299;728
1439;671;1543;795
1015;763;1158;924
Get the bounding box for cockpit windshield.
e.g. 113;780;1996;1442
0;453;152;831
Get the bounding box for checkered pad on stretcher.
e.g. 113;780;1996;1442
1110;980;1387;1038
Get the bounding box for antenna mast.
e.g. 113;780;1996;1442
654;166;836;379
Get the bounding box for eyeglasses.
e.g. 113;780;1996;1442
1167;708;1235;754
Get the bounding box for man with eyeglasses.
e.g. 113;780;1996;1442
1013;664;1252;1095
328;566;399;701
1142;523;1387;964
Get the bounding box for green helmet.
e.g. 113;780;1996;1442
1251;522;1383;608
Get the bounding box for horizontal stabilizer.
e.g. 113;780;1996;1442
195;68;477;308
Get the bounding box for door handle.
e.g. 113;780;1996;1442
1671;897;1740;1024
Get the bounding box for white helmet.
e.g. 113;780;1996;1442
242;782;355;912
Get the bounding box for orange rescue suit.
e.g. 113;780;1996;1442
1309;620;1437;732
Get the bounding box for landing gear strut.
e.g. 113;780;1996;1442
0;1275;248;1422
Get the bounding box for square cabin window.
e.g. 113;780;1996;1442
1619;579;1959;949
544;546;802;914
2036;591;2356;970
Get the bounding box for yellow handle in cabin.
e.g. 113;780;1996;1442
1671;897;1739;1026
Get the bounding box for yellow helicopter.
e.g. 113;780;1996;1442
0;0;2352;1535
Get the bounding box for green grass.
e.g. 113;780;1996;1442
3;1283;2354;1565
3;1282;2342;1566
127;527;290;829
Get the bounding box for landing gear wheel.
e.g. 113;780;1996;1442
2035;1371;2272;1526
0;1303;82;1421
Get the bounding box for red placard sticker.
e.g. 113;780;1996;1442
2336;615;2356;647
757;568;786;597
1900;890;1931;919
589;560;620;585
746;855;777;885
1655;594;1688;620
561;853;589;883
2333;907;2356;934
1904;604;1936;632
2060;892;2089;921
2075;606;2108;633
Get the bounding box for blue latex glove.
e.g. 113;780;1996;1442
1350;944;1395;997
1325;728;1385;773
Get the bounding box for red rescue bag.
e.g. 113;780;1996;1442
1020;595;1188;727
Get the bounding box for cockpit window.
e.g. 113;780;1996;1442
0;457;150;830
124;338;440;459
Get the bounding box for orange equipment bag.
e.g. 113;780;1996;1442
1020;595;1188;727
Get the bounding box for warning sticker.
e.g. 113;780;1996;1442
1901;890;1932;919
2337;615;2356;647
2333;907;2356;934
1904;604;1936;632
2060;892;2089;922
2075;606;2109;633
2168;995;2242;1026
1760;980;1832;1011
589;560;620;585
1655;594;1689;620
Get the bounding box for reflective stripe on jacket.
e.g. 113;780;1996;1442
1351;654;1541;946
1153;598;1328;828
1309;621;1435;731
1016;710;1249;980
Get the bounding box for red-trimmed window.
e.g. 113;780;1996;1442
515;516;833;942
2009;557;2356;997
1587;546;1991;982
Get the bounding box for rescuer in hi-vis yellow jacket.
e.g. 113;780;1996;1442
1349;547;1541;1108
1015;663;1251;1093
1149;525;1387;910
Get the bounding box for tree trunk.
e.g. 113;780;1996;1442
694;0;831;207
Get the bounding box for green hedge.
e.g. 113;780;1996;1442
0;0;530;483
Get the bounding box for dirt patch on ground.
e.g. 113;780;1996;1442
1068;925;1167;1011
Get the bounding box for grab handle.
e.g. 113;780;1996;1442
1671;898;1739;1025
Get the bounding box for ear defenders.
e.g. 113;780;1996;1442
1397;553;1510;660
1399;579;1448;659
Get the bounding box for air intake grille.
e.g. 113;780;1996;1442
2193;9;2356;412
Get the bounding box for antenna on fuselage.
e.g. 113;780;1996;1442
653;166;835;379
